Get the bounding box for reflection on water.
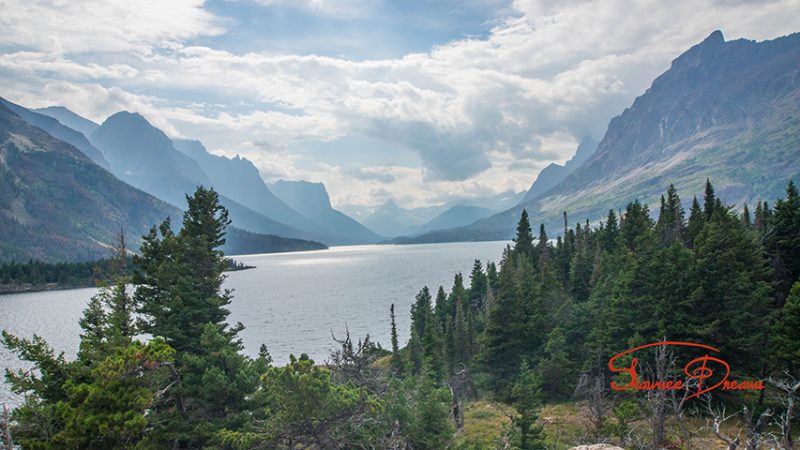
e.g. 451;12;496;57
0;241;508;405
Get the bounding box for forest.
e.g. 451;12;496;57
0;255;251;294
1;180;799;449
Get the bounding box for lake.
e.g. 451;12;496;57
0;241;509;406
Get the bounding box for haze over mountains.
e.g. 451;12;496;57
269;180;383;244
87;111;380;246
0;96;389;261
2;31;799;260
0;101;325;262
403;31;800;243
0;98;109;170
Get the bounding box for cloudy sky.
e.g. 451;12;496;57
1;0;798;211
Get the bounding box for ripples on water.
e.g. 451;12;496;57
0;241;509;405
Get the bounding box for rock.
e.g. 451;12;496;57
569;445;625;450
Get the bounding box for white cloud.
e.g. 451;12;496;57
0;0;223;53
247;0;376;18
1;0;798;206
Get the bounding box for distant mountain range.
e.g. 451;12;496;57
521;137;597;204
0;101;323;262
5;30;797;257
35;105;100;138
1;98;109;169
82;111;378;246
353;190;524;239
90;112;211;208
402;31;800;243
0;95;388;261
270;180;383;244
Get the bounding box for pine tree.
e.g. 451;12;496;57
771;281;800;375
620;200;652;248
655;184;684;246
468;260;487;311
570;222;593;302
133;187;258;447
511;364;547;450
686;195;704;247
536;224;550;269
2;232;175;449
703;178;716;220
742;204;752;227
514;210;534;257
603;209;619;253
689;209;772;374
481;251;526;397
452;297;470;367
535;327;574;401
765;180;800;306
486;261;499;295
390;304;403;375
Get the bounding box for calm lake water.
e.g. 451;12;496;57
0;241;509;406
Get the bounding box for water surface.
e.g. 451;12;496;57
0;241;508;405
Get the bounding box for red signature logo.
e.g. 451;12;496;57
608;341;764;399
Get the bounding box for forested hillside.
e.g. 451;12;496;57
3;179;798;449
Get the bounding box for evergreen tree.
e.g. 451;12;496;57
536;224;550;269
703;178;716;220
390;304;403;375
603;209;619;253
742;204;752;227
514;209;534;257
655;184;684;246
688;209;772;374
486;262;499;296
535;327;574;401
452;297;471;367
468;260;488;311
133;187;259;447
771;281;800;375
510;364;547;450
619;200;652;248
481;250;526;397
686;195;705;247
2;233;175;449
765;180;800;306
570;222;593;302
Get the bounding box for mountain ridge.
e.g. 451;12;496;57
401;31;800;242
270;179;383;244
0;97;109;169
0;104;326;262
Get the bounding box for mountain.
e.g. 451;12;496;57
223;227;326;255
0;101;177;262
404;31;800;243
0;104;325;262
89;112;210;207
359;199;429;237
270;180;383;244
90;113;331;242
413;205;493;235
349;190;524;239
521;137;597;203
34;105;100;138
0;97;109;169
172;139;327;237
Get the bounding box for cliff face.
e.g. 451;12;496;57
563;30;799;192
403;31;800;243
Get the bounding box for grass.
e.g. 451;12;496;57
454;399;782;449
455;401;513;448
